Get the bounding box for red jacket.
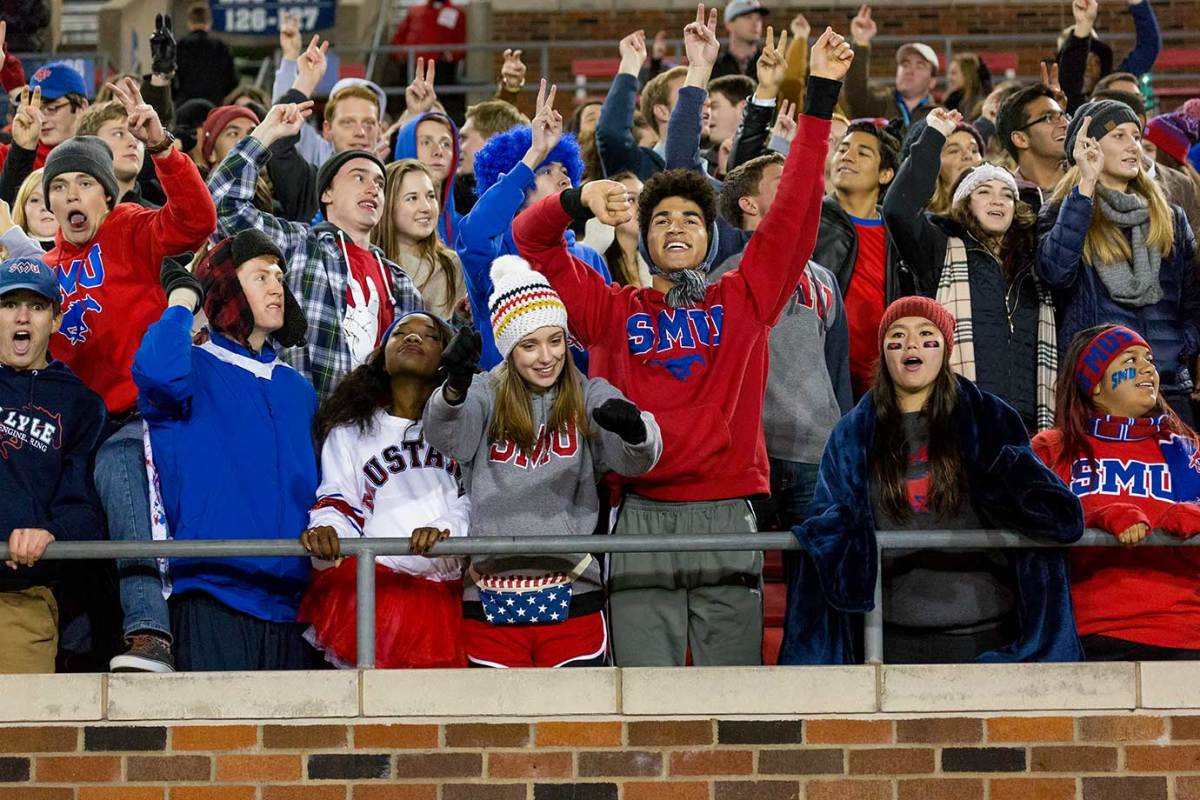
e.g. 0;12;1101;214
390;0;466;64
45;148;217;414
1033;424;1200;649
513;114;830;502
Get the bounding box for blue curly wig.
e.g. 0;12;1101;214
472;126;584;197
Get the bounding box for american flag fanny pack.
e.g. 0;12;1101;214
470;555;593;626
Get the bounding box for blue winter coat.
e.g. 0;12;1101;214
454;160;611;371
1037;188;1200;394
133;306;319;621
779;376;1085;665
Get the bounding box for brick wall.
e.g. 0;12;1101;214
3;714;1200;799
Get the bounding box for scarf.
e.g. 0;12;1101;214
937;236;1059;431
1092;185;1163;308
1088;414;1166;442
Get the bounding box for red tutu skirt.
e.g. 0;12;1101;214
297;558;466;669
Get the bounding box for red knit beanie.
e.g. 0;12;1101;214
202;105;260;164
877;296;956;355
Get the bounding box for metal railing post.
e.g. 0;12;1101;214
356;548;376;669
864;542;884;664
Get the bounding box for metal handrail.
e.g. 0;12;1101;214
3;530;1196;668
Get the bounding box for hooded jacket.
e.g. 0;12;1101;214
133;305;318;621
0;360;106;592
779;376;1085;665
1036;188;1200;395
1056;0;1161;114
393;111;462;245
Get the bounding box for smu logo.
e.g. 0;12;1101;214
626;304;724;381
6;260;41;275
53;243;107;347
791;270;835;321
490;422;579;469
1070;458;1174;502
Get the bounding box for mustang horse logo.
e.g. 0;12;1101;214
60;295;103;345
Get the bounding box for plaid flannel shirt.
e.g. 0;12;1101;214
209;136;424;400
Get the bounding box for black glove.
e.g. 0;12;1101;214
160;255;203;311
440;328;482;400
591;398;646;444
150;14;176;76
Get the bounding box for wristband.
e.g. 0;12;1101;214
146;130;177;156
560;187;591;221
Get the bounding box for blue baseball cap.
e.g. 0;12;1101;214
29;61;88;100
0;257;61;304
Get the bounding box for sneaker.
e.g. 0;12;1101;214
110;632;175;673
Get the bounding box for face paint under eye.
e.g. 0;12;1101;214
922;340;941;348
886;341;903;350
1111;367;1137;390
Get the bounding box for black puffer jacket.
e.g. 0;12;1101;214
814;195;915;305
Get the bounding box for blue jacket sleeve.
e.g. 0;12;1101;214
132;305;198;421
1035;190;1093;290
596;73;664;179
665;85;707;173
1120;0;1162;76
44;394;106;543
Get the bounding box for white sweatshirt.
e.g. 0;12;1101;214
308;410;468;581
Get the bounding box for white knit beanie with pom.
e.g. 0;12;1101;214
488;255;569;360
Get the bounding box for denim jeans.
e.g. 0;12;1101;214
751;459;821;534
93;418;170;639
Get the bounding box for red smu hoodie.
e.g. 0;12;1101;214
513;114;830;502
45;148;217;414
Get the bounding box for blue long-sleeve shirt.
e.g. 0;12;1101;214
596;73;666;180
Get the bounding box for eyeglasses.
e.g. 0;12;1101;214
1018;110;1070;131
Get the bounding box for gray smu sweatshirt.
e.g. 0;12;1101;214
710;255;852;464
423;371;662;607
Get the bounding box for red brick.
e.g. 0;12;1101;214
1178;776;1200;800
171;789;257;800
991;778;1078;800
628;721;713;746
393;753;482;778
1125;745;1200;771
848;748;935;775
445;723;529;748
624;781;709;800
262;725;348;749
536;722;623;747
669;750;754;776
1031;746;1118;772
759;748;845;775
215;753;303;781
805;780;892;800
1081;776;1167;800
488;751;572;779
80;790;165;800
898;779;984;800
262;788;348;800
805;720;893;744
0;790;74;800
987;717;1075;743
351;788;438;800
35;755;120;782
127;754;212;781
1174;718;1200;741
352;725;439;749
171;725;258;751
1078;716;1164;742
442;785;526;800
714;780;800;800
0;727;79;752
896;718;983;743
578;750;662;777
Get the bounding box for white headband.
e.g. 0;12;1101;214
951;163;1020;207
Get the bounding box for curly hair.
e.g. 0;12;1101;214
637;168;718;240
472;126;584;197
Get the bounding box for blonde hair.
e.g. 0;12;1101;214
371;159;460;310
488;352;591;456
12;169;46;233
1051;166;1175;265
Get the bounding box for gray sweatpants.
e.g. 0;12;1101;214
608;496;763;667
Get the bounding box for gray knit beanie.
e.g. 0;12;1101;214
42;136;121;208
1063;99;1141;165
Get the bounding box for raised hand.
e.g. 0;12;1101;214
251;100;315;147
618;30;648;75
440;328;482;401
0;200;13;235
1039;61;1067;106
528;80;563;159
652;30;670;60
1073;0;1099;36
810;27;855;81
10;86;43;151
771;98;798;143
790;13;811;42
1072;116;1104;193
406;57;438;115
500;48;527;91
850;4;877;47
279;11;302;60
683;4;720;71
755;26;790;99
925;107;963;138
105;77;167;149
150;14;176;76
0;20;6;58
293;33;330;97
580;179;635;226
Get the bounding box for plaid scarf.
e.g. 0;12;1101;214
936;236;1058;431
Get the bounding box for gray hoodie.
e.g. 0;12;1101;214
423;371;662;610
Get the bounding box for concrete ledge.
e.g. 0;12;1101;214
622;666;878;716
108;671;359;720
0;674;102;722
880;663;1137;713
362;667;620;717
1139;662;1200;708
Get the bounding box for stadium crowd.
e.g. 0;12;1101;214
2;0;1200;673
